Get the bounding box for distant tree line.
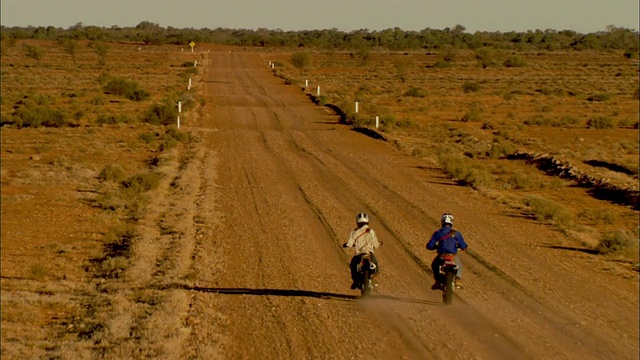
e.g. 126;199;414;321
1;22;638;54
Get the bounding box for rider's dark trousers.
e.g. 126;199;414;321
431;255;462;282
349;252;379;283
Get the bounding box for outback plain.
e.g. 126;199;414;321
1;36;639;359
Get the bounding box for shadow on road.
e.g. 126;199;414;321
539;244;599;255
151;283;442;306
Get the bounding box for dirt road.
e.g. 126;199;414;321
163;50;638;359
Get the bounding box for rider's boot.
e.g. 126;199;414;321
430;280;442;290
455;277;464;289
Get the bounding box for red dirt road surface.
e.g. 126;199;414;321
178;50;638;359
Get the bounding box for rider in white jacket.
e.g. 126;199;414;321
343;213;381;289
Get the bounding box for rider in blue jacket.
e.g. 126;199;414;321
426;213;468;289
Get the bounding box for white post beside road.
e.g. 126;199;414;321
188;78;192;90
376;116;379;129
178;101;182;113
317;86;320;96
355;101;359;113
177;116;181;129
194;60;198;67
305;79;308;88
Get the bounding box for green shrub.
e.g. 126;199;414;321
523;195;575;227
139;132;159;144
95;114;132;124
596;230;632;254
461;107;482;122
104;77;150;101
488;137;516;159
504;55;527;68
462;82;481;93
24;44;43;64
504;173;537;190
165;128;190;143
122;172;161;193
437;150;494;189
290;52;310;74
12;105;68;128
579;208;615;225
404;87;426;97
587;116;615;129
98;164;127;183
587;93;612;102
433;60;453;68
474;47;496;68
141;102;178;125
617;118;639;128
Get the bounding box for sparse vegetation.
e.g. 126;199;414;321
587;116;615;129
103;77;151;101
290;52;310;75
595;229;633;254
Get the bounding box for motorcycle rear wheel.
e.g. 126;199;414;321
361;269;371;297
443;271;454;305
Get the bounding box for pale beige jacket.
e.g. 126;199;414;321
345;225;380;255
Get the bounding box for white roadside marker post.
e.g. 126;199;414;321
317;86;320;96
177;101;182;129
355;101;359;113
376;116;379;129
188;78;192;90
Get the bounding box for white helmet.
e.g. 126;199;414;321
356;213;369;225
441;213;454;227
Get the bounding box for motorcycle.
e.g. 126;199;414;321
356;253;378;296
437;254;458;305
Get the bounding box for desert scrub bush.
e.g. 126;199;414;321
461;107;482;122
179;66;198;78
11;101;68;128
433;60;453;68
165;127;190;143
141;101;178;125
23;44;43;65
98;164;128;183
559;116;580;127
158;128;191;151
587;116;615;129
504;55;527;68
462;81;481;93
290;51;311;74
579;208;615;225
122;172;161;193
93;225;138;278
89;96;106;105
616;118;639;129
103;77;150;101
139;132;160;144
537;87;566;96
488;137;516;159
404;87;426;97
595;230;633;254
587;93;612;102
502;173;537;190
474;47;496;68
89;41;109;66
523;195;576;228
28;263;49;281
95;114;133;125
437;149;495;189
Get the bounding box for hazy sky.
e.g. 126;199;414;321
1;0;638;33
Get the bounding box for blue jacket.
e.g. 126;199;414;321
426;226;468;254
